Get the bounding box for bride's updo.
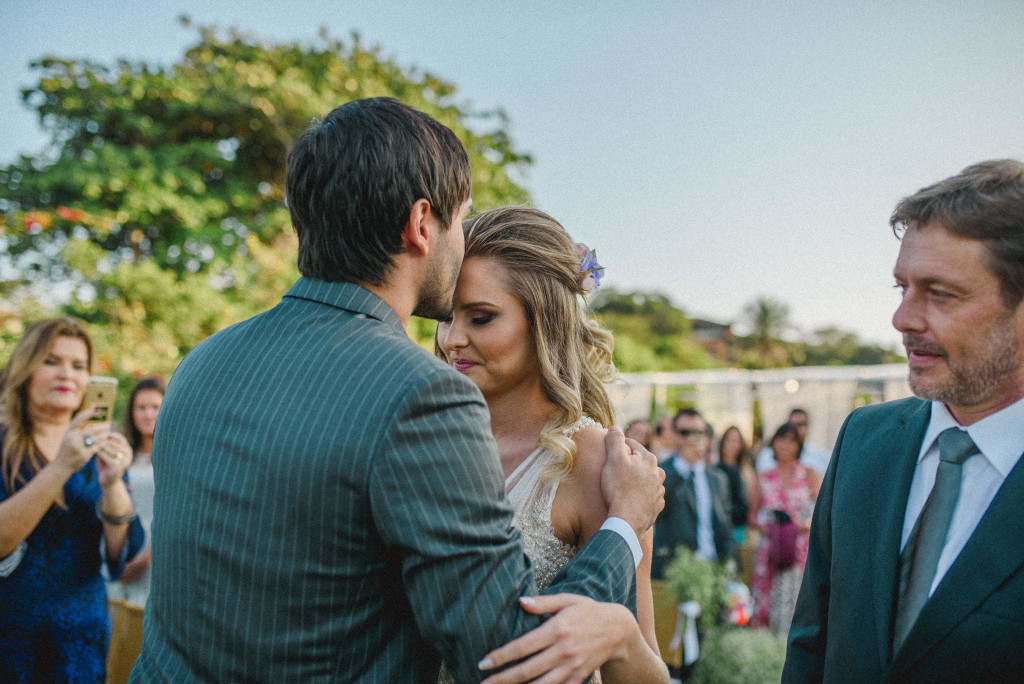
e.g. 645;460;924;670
460;205;616;480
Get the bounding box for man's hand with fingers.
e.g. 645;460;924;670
478;594;635;684
603;427;666;538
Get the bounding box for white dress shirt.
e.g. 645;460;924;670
672;456;718;561
900;396;1024;596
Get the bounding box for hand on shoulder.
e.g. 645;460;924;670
603;427;665;536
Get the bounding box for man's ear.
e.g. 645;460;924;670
403;198;434;257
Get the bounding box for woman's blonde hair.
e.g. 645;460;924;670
458;205;616;479
0;317;93;498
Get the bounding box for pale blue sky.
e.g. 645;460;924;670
3;1;1023;348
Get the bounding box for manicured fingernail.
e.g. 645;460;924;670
478;657;493;670
519;596;536;606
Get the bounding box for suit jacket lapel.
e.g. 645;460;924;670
871;400;931;670
888;445;1024;679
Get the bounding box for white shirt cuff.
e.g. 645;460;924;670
600;517;642;568
0;541;27;578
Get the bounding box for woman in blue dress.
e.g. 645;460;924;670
0;317;144;683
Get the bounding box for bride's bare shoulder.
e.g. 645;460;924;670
570;423;609;475
562;423;611;542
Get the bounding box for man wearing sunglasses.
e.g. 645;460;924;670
651;408;736;579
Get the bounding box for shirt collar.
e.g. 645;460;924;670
921;397;1024;477
672;456;705;478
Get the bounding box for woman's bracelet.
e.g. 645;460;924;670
96;500;137;525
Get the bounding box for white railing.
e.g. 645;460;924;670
613;363;911;453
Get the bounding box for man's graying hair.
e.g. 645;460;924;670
891;159;1024;308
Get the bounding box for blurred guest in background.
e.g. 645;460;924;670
625;419;654;450
756;408;831;476
749;422;820;636
109;376;165;607
652;408;735;579
715;425;752;542
0;317;144;682
649;415;676;459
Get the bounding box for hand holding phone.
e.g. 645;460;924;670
82;376;118;424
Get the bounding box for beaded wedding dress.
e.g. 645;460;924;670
439;417;599;683
503;416;597;590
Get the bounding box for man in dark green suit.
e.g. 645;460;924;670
129;98;665;683
784;160;1024;682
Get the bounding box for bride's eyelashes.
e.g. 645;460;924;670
471;313;495;326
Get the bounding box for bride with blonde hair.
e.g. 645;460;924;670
437;205;666;683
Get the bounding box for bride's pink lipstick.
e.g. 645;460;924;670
452;358;478;372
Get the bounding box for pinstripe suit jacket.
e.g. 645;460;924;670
129;278;636;683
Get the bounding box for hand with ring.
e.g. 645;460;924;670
55;409;107;475
95;432;134;487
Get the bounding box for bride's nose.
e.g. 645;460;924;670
441;317;467;351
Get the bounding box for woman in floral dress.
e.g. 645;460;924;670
749;422;821;636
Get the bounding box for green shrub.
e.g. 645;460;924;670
690;628;787;684
663;547;786;682
663;546;731;624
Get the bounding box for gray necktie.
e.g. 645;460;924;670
893;428;979;652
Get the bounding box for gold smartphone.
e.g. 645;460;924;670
83;376;118;424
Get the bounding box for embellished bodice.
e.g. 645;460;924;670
437;417;601;684
505;416;599;590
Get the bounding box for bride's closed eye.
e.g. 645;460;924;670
471;313;495;325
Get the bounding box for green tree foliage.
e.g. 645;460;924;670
798;325;903;366
731;304;903;369
740;295;791;367
591;288;717;372
0;21;532;389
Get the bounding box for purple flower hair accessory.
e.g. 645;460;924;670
575;243;605;294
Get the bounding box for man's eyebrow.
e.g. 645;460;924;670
893;271;969;292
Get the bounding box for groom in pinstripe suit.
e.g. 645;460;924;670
130;98;665;683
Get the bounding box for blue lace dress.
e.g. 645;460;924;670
0;438;145;683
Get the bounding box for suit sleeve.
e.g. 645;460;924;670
369;368;635;683
782;415;851;683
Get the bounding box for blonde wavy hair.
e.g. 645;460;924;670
0;317;93;501
452;205;617;480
